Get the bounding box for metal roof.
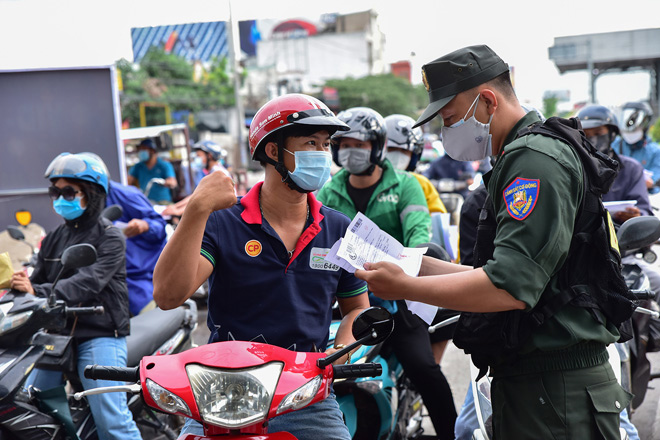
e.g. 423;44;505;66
120;123;188;140
131;21;229;63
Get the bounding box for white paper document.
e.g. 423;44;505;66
325;212;437;324
405;300;439;325
326;212;427;277
603;200;637;214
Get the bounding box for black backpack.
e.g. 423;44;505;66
452;117;638;378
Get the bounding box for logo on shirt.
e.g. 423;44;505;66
310;247;340;271
245;240;262;257
503;178;539;221
377;193;399;203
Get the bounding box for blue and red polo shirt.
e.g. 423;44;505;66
201;182;367;352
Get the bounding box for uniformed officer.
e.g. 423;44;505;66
355;45;631;439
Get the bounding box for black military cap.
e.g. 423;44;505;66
414;45;510;128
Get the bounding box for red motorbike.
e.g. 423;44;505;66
76;307;394;439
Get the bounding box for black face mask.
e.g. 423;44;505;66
588;133;613;155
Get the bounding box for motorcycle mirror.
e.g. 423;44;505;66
7;225;25;241
351;306;394;346
101;204;123;222
617;216;660;253
49;244;97;307
61;244;97;270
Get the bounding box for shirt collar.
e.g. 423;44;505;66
502;111;543;149
240;181;324;226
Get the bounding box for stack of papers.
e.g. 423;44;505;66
325;212;438;324
603;200;637;214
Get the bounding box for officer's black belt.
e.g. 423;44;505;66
490;341;609;378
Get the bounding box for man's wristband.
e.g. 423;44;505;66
334;344;351;364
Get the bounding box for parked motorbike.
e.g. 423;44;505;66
617;216;660;413
74;306;394;439
429;179;467;226
1;210;46;274
465;215;660;440
0;242;198;440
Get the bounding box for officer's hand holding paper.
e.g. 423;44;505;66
326;212;438;324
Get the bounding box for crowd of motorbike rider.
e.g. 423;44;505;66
7;44;660;439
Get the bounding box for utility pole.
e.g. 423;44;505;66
227;0;248;183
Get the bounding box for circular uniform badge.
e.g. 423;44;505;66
245;240;262;257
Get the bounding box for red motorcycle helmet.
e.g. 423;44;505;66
248;94;349;162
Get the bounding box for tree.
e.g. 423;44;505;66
323;74;427;120
542;97;559;118
650;116;660;143
116;47;237;127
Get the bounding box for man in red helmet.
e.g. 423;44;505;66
153;94;370;439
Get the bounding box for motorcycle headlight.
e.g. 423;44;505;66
276;374;322;414
146;379;192;416
186;362;283;429
0;302;32;336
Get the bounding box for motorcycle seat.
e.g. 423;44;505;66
125;305;187;367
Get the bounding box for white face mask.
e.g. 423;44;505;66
338;148;372;174
441;94;494;161
386;150;411;170
621;129;644;146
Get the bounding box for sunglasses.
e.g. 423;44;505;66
48;186;83;201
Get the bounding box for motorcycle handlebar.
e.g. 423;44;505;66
85;365;140;383
333;363;382;379
631;289;656;301
66;306;104;316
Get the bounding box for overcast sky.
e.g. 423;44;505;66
1;0;658;110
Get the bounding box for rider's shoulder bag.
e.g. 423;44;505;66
33;331;77;372
452;117;638;378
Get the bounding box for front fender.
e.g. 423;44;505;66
337;393;357;436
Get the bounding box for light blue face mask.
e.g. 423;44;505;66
138;150;151;162
53;196;86;220
192;156;205;169
284;150;332;192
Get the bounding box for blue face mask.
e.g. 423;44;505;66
284;150;332;192
138;150;151;162
192;156;205;169
53;196;86;220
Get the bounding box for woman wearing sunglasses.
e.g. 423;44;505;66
10;152;141;440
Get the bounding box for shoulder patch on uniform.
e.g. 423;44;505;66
503;177;539;220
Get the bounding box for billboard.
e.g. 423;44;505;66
0;66;124;232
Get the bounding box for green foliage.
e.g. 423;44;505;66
116;47;237;127
650;117;660;143
324;74;427;119
542;97;559;118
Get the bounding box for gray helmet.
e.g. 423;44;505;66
620;101;654;135
331;107;387;167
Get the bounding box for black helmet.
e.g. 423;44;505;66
384;114;424;171
576;105;620;135
193;140;228;163
619;101;654;144
331;107;387;167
